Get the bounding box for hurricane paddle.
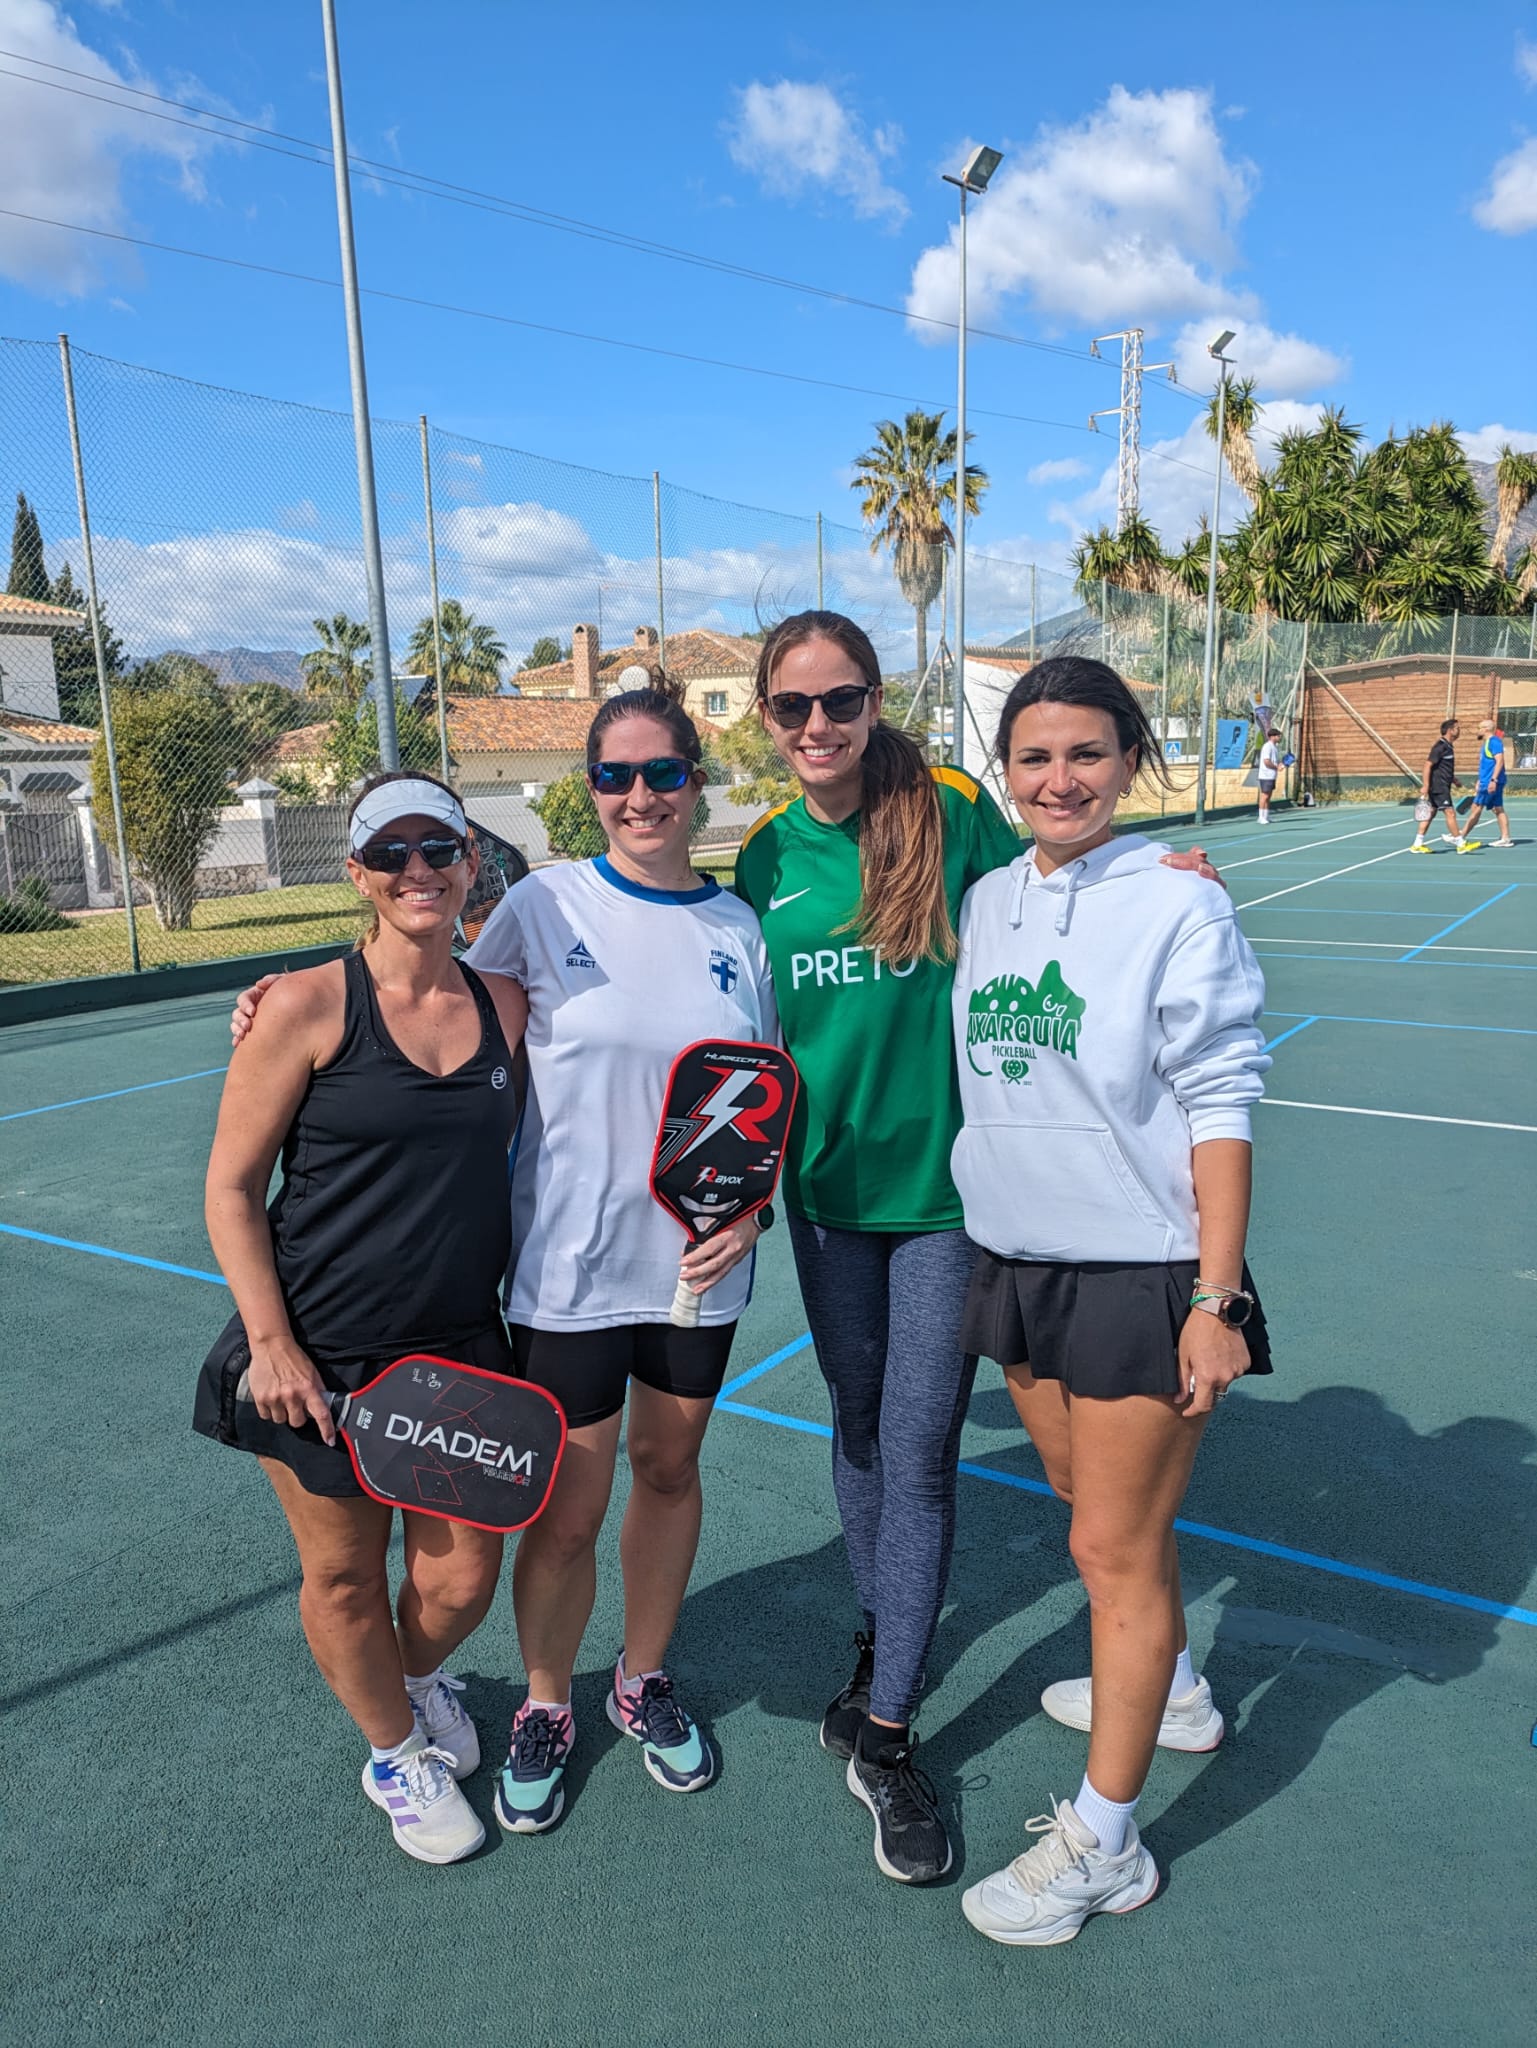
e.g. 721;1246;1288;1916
237;1354;566;1532
650;1039;800;1328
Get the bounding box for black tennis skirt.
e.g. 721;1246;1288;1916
961;1253;1272;1398
192;1312;517;1499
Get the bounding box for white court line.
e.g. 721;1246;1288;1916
1220;817;1408;870
1250;936;1537;956
1260;1099;1537;1134
1237;846;1409;909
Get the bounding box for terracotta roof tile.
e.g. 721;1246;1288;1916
0;593;87;627
514;628;761;694
269;700;727;764
0;710;97;744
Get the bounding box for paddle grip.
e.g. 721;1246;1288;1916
669;1270;702;1330
234;1368;347;1422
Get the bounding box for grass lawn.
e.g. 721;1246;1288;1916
0;882;366;987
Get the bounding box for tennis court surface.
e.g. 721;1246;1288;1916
3;800;1534;2046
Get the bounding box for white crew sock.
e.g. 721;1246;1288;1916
1170;1645;1198;1699
1074;1776;1138;1857
369;1726;423;1768
403;1667;441;1699
521;1697;572;1719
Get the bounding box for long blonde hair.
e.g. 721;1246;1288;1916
755;612;955;965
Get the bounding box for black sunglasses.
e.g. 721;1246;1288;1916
587;756;693;795
357;834;466;874
764;683;874;731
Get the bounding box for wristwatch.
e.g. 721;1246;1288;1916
754;1205;776;1234
1190;1285;1254;1329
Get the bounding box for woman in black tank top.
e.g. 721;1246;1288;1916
196;773;528;1867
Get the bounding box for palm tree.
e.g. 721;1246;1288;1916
851;408;987;681
1204;375;1264;503
302;614;371;708
404;598;507;695
1073;514;1184;598
1488;445;1537;573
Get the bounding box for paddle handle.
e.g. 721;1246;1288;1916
234;1368;347;1422
669;1271;702;1330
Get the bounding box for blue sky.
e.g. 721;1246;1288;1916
1;0;1535;663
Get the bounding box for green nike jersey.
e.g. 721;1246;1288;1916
736;767;1021;1232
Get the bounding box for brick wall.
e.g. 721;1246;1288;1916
1302;660;1509;783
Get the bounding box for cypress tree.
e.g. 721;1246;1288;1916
6;492;50;602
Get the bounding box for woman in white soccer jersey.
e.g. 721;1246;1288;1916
462;677;775;1830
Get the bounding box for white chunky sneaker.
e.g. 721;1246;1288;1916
1040;1672;1225;1753
962;1797;1159;1946
408;1671;480;1779
361;1734;486;1864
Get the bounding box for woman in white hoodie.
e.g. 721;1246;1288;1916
951;656;1271;1949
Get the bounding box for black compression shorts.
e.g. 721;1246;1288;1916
509;1320;738;1429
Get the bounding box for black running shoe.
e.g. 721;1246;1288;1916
845;1734;952;1883
819;1630;875;1758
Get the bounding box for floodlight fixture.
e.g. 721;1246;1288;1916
1209;328;1237;358
961;144;1004;192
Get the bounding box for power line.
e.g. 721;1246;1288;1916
0;47;1196;392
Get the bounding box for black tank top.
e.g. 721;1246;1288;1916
267;951;522;1356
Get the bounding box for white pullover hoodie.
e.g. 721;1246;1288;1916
950;835;1269;1265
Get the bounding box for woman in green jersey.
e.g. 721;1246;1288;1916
736;610;1214;1887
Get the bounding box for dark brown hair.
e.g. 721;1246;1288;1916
585;667;702;766
994;656;1173;791
755;610;955;965
346;767;467;949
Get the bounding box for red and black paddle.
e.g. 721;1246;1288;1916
237;1354;566;1532
649;1039;800;1328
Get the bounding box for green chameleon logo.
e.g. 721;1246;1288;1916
965;961;1086;1082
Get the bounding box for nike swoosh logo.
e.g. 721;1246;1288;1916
767;888;811;912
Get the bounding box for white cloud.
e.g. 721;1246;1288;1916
725;81;907;224
1457;423;1537;464
908;88;1250;331
1519;39;1537;87
0;0;230;293
1027;457;1089;486
1474;137;1537;234
905;86;1340;404
1170;319;1346;397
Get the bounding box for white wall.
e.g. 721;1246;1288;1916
0;635;63;721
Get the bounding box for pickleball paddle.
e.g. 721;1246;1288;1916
236;1354;566;1532
650;1039;800;1329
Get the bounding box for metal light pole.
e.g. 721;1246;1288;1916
652;471;666;667
418;416;450;781
320;0;396;768
1194;330;1236;826
942;144;1002;771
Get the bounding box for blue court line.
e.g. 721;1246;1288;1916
1248;949;1537;972
1263;1016;1318;1051
0;1222;225;1285
0;1067;226;1124
1264;1010;1537;1039
719;1332;814;1399
1397;883;1520;964
719;1384;1537;1629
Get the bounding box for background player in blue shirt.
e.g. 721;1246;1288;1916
1461;717;1514;849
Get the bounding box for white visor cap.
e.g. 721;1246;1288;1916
349;778;468;852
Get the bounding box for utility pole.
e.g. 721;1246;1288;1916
320;0;396;767
1089;329;1175;532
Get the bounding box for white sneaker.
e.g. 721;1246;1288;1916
408;1671;480;1779
361;1734;486;1864
962;1797;1159;1946
1040;1672;1225;1752
1492;838;1515;849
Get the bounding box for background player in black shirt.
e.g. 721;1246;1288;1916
1412;718;1463;852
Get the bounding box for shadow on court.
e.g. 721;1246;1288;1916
676;1379;1537;1878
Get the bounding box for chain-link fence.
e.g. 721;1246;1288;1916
2;335;1534;988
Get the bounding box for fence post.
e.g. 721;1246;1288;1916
1528;603;1535;660
1292;620;1309;804
1445;608;1459;717
419;416;450;781
652;471;667;668
1159;593;1171;817
1030;563;1037;664
816;512;824;609
58;333;140;972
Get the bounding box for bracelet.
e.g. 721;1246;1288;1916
1193;1279;1244;1298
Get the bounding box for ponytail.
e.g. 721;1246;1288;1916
756;610;955;966
843;722;955;965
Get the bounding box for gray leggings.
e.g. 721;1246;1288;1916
787;1214;979;1724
